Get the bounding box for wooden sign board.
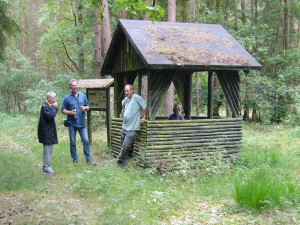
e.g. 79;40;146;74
87;89;107;110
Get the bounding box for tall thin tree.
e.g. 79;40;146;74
94;6;102;78
284;0;290;50
76;0;85;75
164;0;176;116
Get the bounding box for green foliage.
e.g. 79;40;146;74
0;0;22;61
234;167;299;210
239;48;300;124
0;47;45;113
38;0;96;76
25;74;73;115
109;0;165;21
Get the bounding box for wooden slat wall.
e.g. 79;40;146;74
111;118;242;168
112;37;147;74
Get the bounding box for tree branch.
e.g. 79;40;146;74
57;33;78;70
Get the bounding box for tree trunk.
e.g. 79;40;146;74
289;0;295;45
298;22;300;48
284;0;290;50
190;0;196;17
168;0;176;22
94;7;102;78
252;108;257;122
165;0;176;116
21;0;27;55
241;0;246;23
224;0;231;26
142;0;151;96
216;0;220;12
243;106;249;121
77;0;84;75
101;0;112;79
101;0;111;56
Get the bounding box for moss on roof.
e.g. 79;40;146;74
144;25;251;65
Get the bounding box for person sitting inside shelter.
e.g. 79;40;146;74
168;104;184;120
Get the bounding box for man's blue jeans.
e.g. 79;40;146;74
68;126;92;162
117;129;137;165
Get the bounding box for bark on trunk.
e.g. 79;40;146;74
284;0;290;50
94;7;102;78
101;0;111;56
241;0;246;23
165;0;176;116
77;0;84;75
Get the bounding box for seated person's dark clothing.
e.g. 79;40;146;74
168;113;184;120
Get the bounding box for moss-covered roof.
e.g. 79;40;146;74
101;19;261;75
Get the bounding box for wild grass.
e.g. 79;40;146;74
0;151;46;191
0;113;299;224
234;167;299;209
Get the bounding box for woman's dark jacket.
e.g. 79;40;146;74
38;101;58;145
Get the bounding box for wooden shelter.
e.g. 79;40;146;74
101;19;261;168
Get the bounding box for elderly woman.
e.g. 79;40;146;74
168;104;184;120
38;91;58;175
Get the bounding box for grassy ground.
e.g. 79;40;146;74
0;113;299;224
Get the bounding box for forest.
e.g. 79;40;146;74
0;0;300;124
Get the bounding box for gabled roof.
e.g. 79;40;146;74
101;19;261;75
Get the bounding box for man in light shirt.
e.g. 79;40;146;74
117;84;147;167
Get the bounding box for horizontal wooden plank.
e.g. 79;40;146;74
146;123;242;131
144;127;241;135
146;133;242;141
146;122;241;129
147;117;241;124
143;131;242;138
141;145;241;153
145;137;241;146
143;141;241;150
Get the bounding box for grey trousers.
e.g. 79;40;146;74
43;144;53;167
117;129;137;165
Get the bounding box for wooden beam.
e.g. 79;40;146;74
208;72;214;119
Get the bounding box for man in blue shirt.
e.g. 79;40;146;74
61;79;95;165
117;84;147;167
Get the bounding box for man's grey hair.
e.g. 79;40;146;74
125;84;134;91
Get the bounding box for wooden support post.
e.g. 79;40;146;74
185;73;193;119
87;110;92;144
208;72;214;119
106;88;111;146
138;73;142;95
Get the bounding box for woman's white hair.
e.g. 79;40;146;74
47;91;56;99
